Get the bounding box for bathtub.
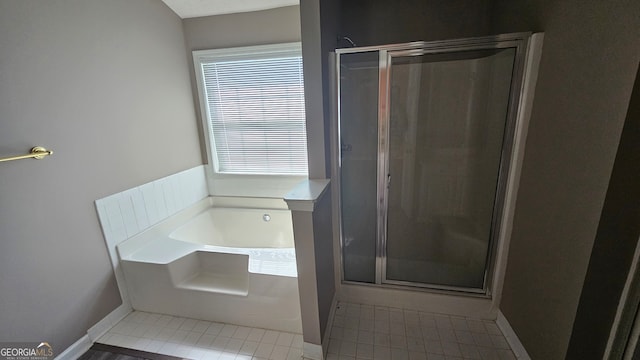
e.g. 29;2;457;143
117;197;301;333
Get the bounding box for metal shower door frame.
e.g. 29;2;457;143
335;33;531;295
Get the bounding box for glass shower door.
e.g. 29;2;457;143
339;51;379;283
336;33;530;294
383;48;517;291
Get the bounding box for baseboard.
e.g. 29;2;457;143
302;342;323;360
55;303;132;360
87;303;132;342
496;311;531;359
54;335;92;360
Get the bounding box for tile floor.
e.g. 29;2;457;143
327;302;516;360
98;302;516;360
97;311;304;359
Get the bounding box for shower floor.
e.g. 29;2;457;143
327;301;517;360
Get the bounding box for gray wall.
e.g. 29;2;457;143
338;0;491;46
291;209;322;345
312;191;335;342
567;64;640;359
490;1;640;358
0;0;201;352
182;5;302;161
289;187;334;347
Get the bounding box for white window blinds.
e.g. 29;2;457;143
195;43;309;176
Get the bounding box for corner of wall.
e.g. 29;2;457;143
54;304;132;360
496;311;531;359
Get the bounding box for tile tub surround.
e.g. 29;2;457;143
95;165;209;303
98;311;304;360
327;302;517;360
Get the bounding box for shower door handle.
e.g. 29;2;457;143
341;142;352;160
387;174;391;189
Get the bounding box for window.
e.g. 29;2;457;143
194;43;308;176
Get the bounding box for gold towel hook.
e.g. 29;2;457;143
0;146;54;163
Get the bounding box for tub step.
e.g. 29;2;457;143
177;272;249;296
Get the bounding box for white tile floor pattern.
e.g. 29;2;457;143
98;302;516;360
97;311;304;359
326;302;516;360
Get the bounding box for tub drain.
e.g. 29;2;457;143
263;214;271;222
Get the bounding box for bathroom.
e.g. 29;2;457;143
1;1;639;360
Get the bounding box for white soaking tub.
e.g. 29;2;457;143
117;197;301;333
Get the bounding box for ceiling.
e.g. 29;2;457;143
161;0;299;18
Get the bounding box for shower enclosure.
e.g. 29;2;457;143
335;33;531;294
